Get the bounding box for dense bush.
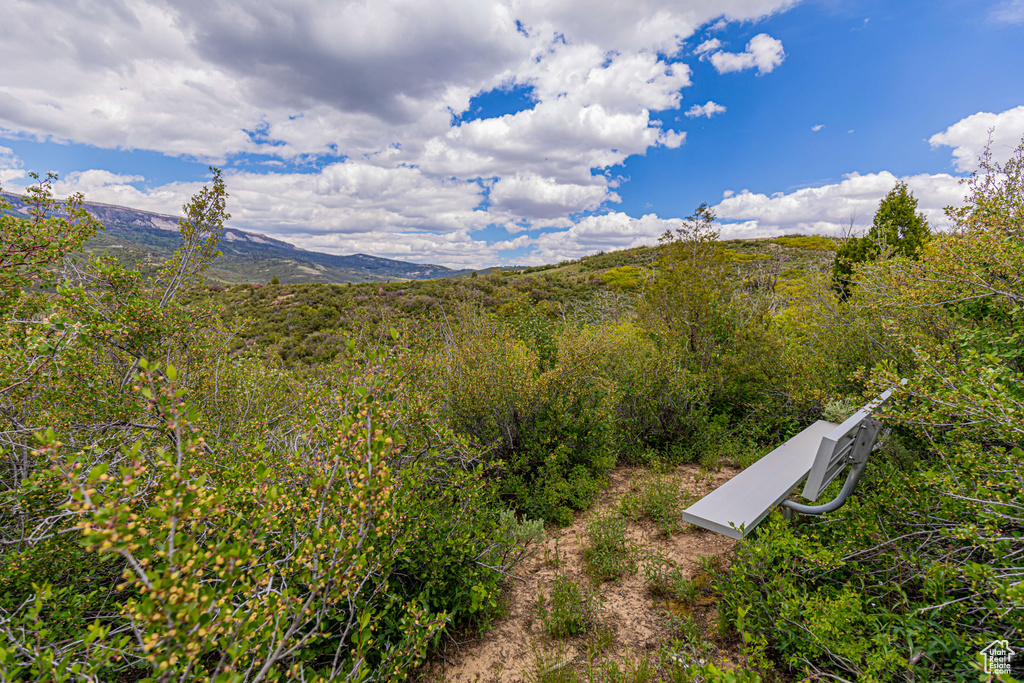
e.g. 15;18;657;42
420;310;616;524
600;323;715;462
717;138;1024;682
0;176;525;681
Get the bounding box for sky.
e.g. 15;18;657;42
1;0;1022;268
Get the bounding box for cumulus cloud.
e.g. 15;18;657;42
928;105;1024;172
53;170;144;194
0;0;808;265
708;33;786;74
36;160;486;237
811;124;824;132
0;0;788;164
511;0;798;57
694;38;722;55
685;101;727;118
713;171;966;237
489;173;614;221
43;163;679;267
400;47;689;188
416;98;686;186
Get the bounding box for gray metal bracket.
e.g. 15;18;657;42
782;417;888;515
781;460;868;515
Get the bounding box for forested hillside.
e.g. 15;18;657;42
0;140;1021;682
187;234;832;366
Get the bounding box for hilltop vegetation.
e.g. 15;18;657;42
188;234;833;366
0;139;1021;682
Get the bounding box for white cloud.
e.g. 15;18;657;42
0;146;24;185
989;0;1024;24
37;159;487;235
415;93;686;185
685;101;727;118
490;173;614;221
694;38;722;55
811;124;824;132
0;0;788;163
713;171;966;237
709;33;786;75
529;211;684;263
43;163;682;267
511;0;798;57
0;0;808;266
928;105;1024;172
53;170;145;196
699;106;1024;241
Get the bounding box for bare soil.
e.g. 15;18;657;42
420;464;744;682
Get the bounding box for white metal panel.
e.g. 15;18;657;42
681;420;839;539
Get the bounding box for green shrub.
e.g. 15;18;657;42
599;265;644;291
536;572;601;637
583;509;636;582
718;440;1023;681
667;661;763;683
639;550;708;605
774;234;834;251
639;550;683;599
425;311;617;523
0;173;522;679
498;507;546;545
0;362;449;680
388;450;510;630
601;323;716;461
620;470;691;536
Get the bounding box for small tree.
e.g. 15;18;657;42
0;173;102;315
832;181;930;297
640;203;735;372
157;166;229;307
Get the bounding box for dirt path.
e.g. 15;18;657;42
422;464;743;682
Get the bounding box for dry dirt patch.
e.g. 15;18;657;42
421;463;742;682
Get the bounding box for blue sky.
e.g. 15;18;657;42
1;0;1022;267
626;1;1024;215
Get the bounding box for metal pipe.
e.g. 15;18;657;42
781;461;868;515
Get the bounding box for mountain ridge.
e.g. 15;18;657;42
1;190;461;284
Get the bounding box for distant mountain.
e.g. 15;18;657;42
1;192;459;284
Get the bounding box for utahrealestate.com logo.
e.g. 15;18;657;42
981;640;1016;676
